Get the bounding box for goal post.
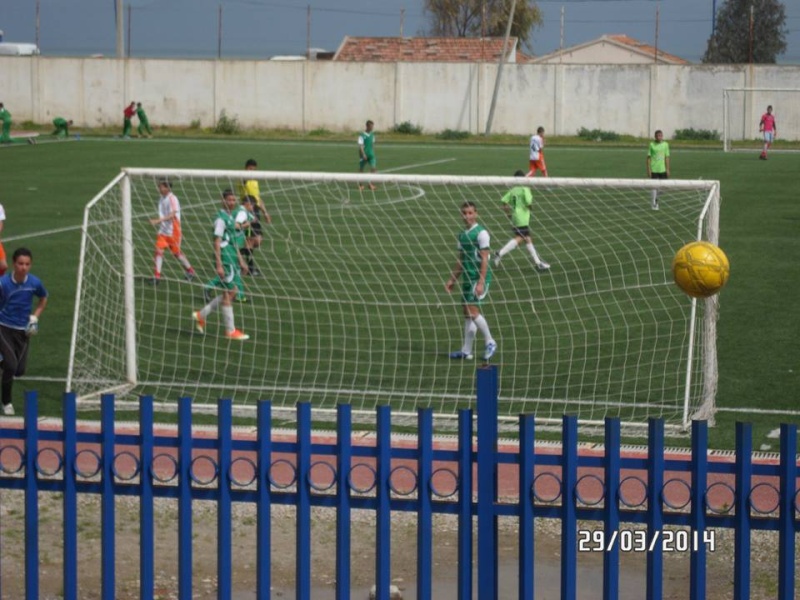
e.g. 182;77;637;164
723;88;800;152
69;169;722;429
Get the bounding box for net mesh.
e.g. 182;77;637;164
69;170;720;426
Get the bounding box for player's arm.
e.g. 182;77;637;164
665;156;671;177
646;153;652;176
500;191;513;217
475;248;490;296
150;210;175;226
235;247;249;275
445;257;463;293
214;236;224;277
358;135;367;160
32;295;48;320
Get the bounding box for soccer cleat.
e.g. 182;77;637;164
235;295;248;303
493;252;502;267
483;341;497;361
27;138;36;145
203;287;213;302
449;350;474;360
185;270;196;282
226;329;250;341
2;403;14;416
536;261;551;271
759;153;767;160
192;311;206;334
651;199;659;211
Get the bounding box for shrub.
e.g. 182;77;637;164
214;110;240;135
391;121;423;135
673;128;720;141
308;127;331;136
577;127;620;142
437;129;471;140
189;119;202;130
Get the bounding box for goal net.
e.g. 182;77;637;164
723;88;800;152
68;169;722;429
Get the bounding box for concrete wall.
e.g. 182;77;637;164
1;56;799;139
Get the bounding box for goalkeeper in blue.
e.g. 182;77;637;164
0;248;48;416
445;202;497;361
493;170;550;271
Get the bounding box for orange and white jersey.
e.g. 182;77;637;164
157;193;181;236
529;135;544;161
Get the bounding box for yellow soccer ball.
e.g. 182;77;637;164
672;241;730;298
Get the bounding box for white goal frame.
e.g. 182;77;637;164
67;169;722;430
723;87;800;152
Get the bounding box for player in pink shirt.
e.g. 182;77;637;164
759;105;776;160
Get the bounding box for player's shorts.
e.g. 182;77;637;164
528;158;546;174
512;226;531;237
461;277;491;305
155;233;181;254
763;131;775;143
650;172;668;180
359;155;377;170
0;242;5;263
220;255;241;291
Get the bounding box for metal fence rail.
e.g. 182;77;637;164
0;365;798;600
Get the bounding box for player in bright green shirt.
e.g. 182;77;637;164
192;189;250;341
493;170;550;271
357;119;377;191
646;129;670;210
51;117;73;137
445;201;497;361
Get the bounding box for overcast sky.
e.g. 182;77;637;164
1;0;798;63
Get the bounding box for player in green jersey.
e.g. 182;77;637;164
646;130;670;210
0;103;12;143
136;102;153;137
51;117;73;137
203;196;254;302
357;120;377;191
493;170;550;271
192;190;250;341
445;201;497;361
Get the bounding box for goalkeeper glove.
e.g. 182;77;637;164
26;315;39;337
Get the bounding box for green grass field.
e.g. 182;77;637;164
2;135;797;448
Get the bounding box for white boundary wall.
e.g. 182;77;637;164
2;57;799;139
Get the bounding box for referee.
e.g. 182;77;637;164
0;248;48;416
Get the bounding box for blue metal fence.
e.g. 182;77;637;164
0;365;798;599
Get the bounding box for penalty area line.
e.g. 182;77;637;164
382;158;456;173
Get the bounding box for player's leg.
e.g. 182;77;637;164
523;235;550;270
170;233;195;280
650;174;661;209
468;303;497;360
219;257;248;340
0;326;22;414
153;236;167;282
494;233;522;266
450;303;476;359
0;242;7;276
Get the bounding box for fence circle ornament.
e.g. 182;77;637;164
618;476;648;508
268;458;297;489
35;447;64;477
307;461;337;492
347;463;377;494
111;451;141;481
150;453;179;483
73;449;102;479
574;474;605;507
661;478;692;511
704;482;735;515
429;468;459;499
228;457;257;487
532;472;562;504
0;445;24;474
388;465;418;496
748;482;780;516
794;489;800;515
189;455;219;486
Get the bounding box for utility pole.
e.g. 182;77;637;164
400;8;405;37
711;0;717;36
749;4;754;64
306;5;311;59
559;5;564;61
218;4;223;59
115;0;124;58
127;4;132;57
654;5;659;63
484;0;517;135
35;0;40;49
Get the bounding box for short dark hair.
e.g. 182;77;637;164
222;189;235;198
461;201;477;210
242;195;256;204
13;247;32;262
366;120;374;127
157;179;171;189
655;129;663;137
537;126;545;134
245;159;257;168
514;170;525;177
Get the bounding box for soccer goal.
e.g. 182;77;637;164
68;169;722;429
723;88;800;152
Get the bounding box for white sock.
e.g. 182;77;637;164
525;242;542;264
498;239;518;258
222;305;235;333
176;253;193;271
155;253;163;276
651;189;658;204
200;295;222;319
473;314;494;344
462;318;477;354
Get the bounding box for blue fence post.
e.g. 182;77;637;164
646;419;665;600
689;420;708;600
62;392;78;600
457;408;473;600
778;423;797;600
256;401;272;600
519;414;535;600
139;395;155;600
476;365;498;600
178;397;193;600
561;415;578;600
100;393;116;600
375;405;392;600
603;418;621;600
733;422;752;600
217;399;233;600
335;404;352;600
296;402;312;600
23;391;40;600
417;408;433;600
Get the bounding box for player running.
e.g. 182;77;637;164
149;180;196;284
493;171;550;271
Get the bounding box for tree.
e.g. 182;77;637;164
424;1;543;52
703;0;788;63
